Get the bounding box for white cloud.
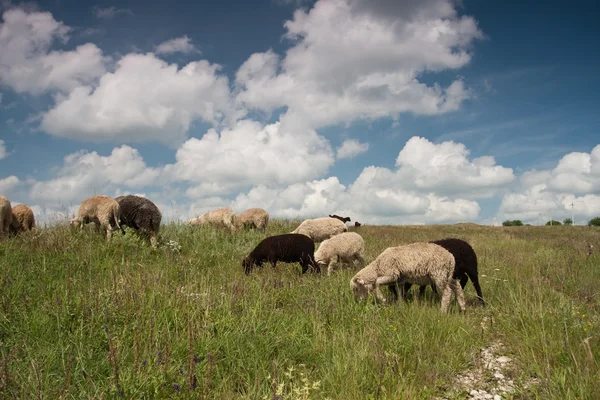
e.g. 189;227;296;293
92;6;133;19
0;175;19;193
29;145;160;207
0;8;107;95
235;0;483;129
155;35;200;55
41;53;232;146
393;136;515;197
336;139;369;159
0;140;8;159
499;145;600;224
164;119;334;195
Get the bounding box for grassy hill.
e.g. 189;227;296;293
1;221;599;399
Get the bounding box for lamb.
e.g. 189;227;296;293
69;195;122;242
115;195;162;248
242;233;318;275
291;217;348;242
314;232;365;276
189;207;236;231
10;204;35;233
0;195;12;236
350;242;466;313
398;238;484;305
235;208;269;231
329;214;351;223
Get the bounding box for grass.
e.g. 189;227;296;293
1;221;600;399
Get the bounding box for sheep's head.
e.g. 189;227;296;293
350;277;372;302
241;256;255;275
68;218;81;228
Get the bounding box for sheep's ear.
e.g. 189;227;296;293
356;278;364;286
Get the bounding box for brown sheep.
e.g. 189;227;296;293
0;195;12;236
69;195;122;242
10;204;35;233
235;208;269;231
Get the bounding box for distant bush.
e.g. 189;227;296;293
563;218;573;226
545;220;562;226
589;217;600;226
502;220;523;226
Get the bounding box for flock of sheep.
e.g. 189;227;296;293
0;193;485;312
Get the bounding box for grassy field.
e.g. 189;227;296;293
1;221;599;399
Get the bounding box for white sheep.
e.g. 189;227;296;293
69;195;122;242
350;242;466;313
189;207;236;231
315;232;365;276
0;195;12;236
291;217;348;242
235;208;269;231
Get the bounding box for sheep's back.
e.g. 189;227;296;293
116;195;162;232
292;217;347;242
251;234;315;260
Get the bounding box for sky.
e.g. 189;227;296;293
1;0;599;226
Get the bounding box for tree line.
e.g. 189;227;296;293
502;217;600;227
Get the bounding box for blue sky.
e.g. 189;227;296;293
1;0;599;225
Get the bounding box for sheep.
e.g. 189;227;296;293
242;233;318;275
398;238;484;305
235;208;269;231
10;204;35;233
350;242;466;313
69;195;122;242
354;221;362;227
115;195;162;248
314;232;365;276
189;207;236;231
0;195;12;236
291;217;348;242
329;214;351;223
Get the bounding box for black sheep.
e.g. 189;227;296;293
391;238;484;305
115;195;162;248
329;214;351;223
242;233;318;275
354;221;362;227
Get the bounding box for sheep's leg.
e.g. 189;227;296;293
356;253;365;268
467;273;485;305
388;284;399;301
327;261;335;276
439;281;452;313
449;278;467;313
105;226;112;243
403;282;412;300
150;232;158;249
375;275;397;304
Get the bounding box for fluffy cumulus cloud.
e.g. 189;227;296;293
163;119;335;196
29;145;160;207
500;145;600;223
0;7;107;95
336;139;369;159
0;175;19;193
235;0;483;129
155;35;200;55
41;53;232;146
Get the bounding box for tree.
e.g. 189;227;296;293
545;220;562;226
589;217;600;227
502;220;523;226
563;218;573;226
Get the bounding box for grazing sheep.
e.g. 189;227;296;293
291;217;348;242
242;233;318;275
115;195;162;248
350;242;466;313
354;221;362;227
399;238;484;305
0;195;12;236
189;207;236;231
10;204;35;233
329;214;351;223
69;195;122;242
315;232;365;276
235;208;269;231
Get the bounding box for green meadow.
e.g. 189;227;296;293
1;221;599;399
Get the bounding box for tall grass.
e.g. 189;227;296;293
1;222;599;398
